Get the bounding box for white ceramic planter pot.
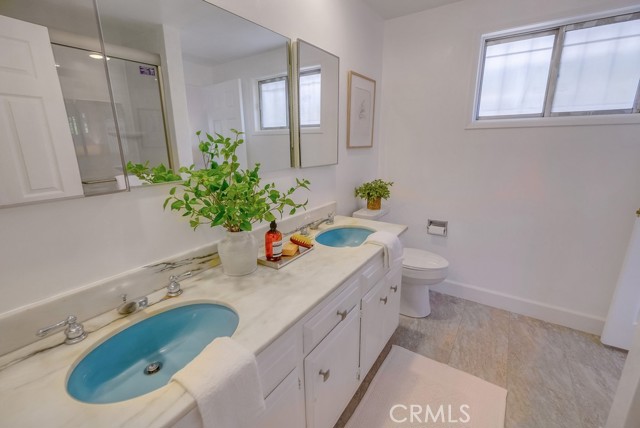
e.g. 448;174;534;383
217;230;258;276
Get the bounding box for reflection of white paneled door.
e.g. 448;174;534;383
203;79;247;168
602;216;640;350
0;15;83;205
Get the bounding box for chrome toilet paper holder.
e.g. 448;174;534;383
427;219;448;237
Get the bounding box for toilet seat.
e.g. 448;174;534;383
402;248;449;271
401;248;449;284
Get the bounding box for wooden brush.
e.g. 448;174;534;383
290;234;313;248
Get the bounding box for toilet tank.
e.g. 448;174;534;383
352;207;389;221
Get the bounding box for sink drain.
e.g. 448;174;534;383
143;361;162;375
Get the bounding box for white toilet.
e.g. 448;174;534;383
401;248;448;317
353;207;449;318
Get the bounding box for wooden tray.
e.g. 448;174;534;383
258;245;314;269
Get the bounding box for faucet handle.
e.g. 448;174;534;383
170;271;192;282
327;211;335;223
167;271;192;297
36;315;87;345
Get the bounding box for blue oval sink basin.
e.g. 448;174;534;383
67;303;238;404
315;226;374;247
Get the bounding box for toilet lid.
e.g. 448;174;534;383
403;248;449;270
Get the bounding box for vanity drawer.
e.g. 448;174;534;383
360;255;385;295
257;325;301;398
303;276;360;354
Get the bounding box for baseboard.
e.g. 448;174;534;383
431;279;605;336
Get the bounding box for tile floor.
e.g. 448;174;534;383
336;291;628;428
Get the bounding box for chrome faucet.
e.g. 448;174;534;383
117;294;148;315
310;212;335;230
36;315;87;344
166;271;192;297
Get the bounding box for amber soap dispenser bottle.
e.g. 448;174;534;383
265;220;283;261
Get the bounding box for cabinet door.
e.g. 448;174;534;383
0;15;83;206
360;265;403;376
261;367;306;428
383;265;402;341
360;277;387;376
304;308;360;428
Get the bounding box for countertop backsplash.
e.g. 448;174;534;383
0;202;337;357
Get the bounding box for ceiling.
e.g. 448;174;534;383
0;0;287;66
362;0;464;19
98;0;287;65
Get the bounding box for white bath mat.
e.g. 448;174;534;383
345;346;507;428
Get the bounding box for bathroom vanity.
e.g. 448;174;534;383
0;216;406;428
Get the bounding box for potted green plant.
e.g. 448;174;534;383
354;179;393;210
164;129;309;276
126;161;182;184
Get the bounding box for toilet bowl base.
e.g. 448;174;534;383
400;283;432;318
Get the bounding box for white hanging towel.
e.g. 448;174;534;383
602;214;640;350
171;337;265;428
365;231;403;268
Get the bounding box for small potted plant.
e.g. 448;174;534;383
354;179;393;210
164;129;309;276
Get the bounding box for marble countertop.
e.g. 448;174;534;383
0;216;406;428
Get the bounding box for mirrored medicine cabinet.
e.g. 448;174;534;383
293;39;339;168
0;0;340;208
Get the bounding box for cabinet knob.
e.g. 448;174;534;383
390;285;398;293
319;369;330;382
336;309;348;321
380;296;388;305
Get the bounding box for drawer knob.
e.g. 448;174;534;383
380;296;388;305
319;369;330;382
336;309;348;321
390;285;398;293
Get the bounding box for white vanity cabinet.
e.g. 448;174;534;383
360;263;402;376
303;274;362;428
304;308;360;428
257;325;305;428
173;252;401;428
300;255;401;428
261;366;306;428
384;264;402;340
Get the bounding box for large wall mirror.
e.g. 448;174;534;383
97;0;294;180
295;39;339;168
0;0;294;207
0;1;341;208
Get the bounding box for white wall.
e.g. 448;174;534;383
380;0;640;333
0;0;383;316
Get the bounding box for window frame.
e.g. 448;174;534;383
257;75;289;130
474;8;640;122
